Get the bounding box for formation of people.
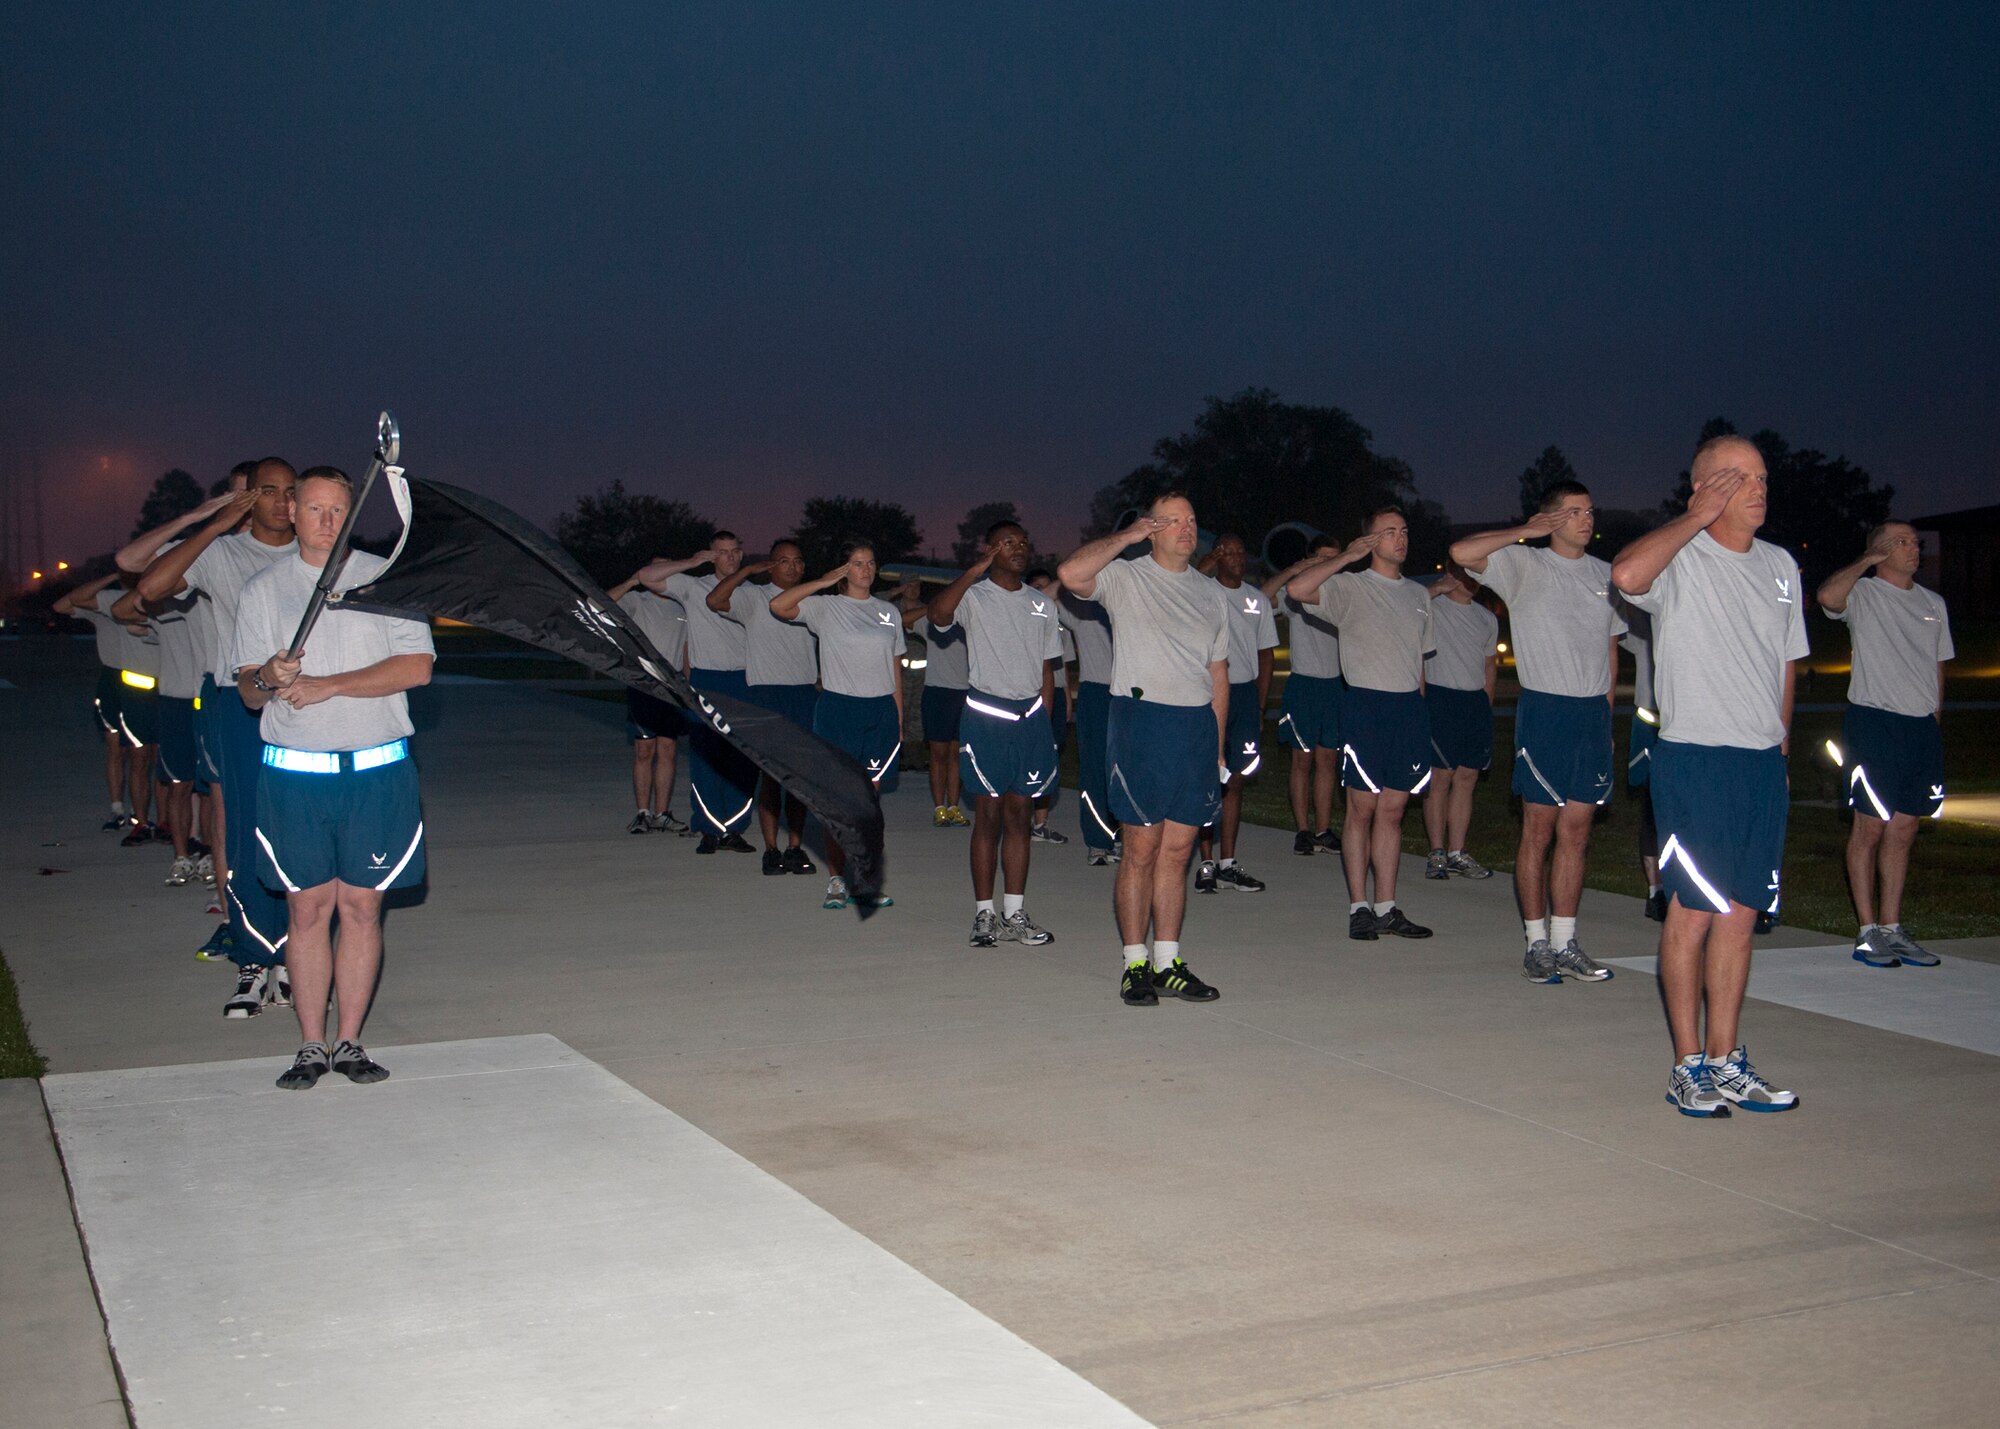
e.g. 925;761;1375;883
65;431;1957;1115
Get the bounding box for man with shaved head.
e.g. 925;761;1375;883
1817;522;1953;969
1612;435;1807;1117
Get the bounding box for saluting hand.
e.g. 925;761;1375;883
1687;466;1747;527
1520;509;1569;538
1115;514;1171;547
1338;533;1380;565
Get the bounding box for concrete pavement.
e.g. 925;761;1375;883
4;636;1996;1427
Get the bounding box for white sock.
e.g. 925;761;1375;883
1550;916;1577;948
1122;943;1148;970
1351;902;1368;915
1647;881;1662;895
1220;858;1236;869
1524;917;1548;946
1153;939;1181;970
1373;900;1395;917
1002;893;1023;917
1885;921;1902;931
1448;849;1464;858
976;900;995;916
111;800;126;816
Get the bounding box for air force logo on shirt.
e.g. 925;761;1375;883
1030;599;1049;618
876;610;897;626
1243;597;1261;614
1774;578;1793;604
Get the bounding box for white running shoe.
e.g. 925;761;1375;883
1707;1046;1798;1113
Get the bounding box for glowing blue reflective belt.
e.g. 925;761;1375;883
263;738;408;775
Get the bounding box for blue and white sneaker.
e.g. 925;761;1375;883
1880;926;1940;967
1707;1046;1798;1113
196;924;235;962
1852;927;1900;968
1666;1053;1730;1118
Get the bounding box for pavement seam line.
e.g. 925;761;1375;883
37;1080;138;1429
1213;1009;2000;1286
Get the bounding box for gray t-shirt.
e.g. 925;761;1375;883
913;617;969;691
1618;603;1657;714
1085;555;1230;708
233;552;436;751
935;578;1062;702
182;532;299;684
1057;592;1114;685
799;593;903;699
1623;531;1810;750
730;582;820;687
80;590;160;676
1470;545;1626;697
662;572;746;672
1829;578;1953;718
1215;579;1279;685
1426;597;1499;693
1308;569;1435;695
150;591;210;699
1282;592;1342;681
616;589;688;671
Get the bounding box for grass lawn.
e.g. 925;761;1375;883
0;951;49;1079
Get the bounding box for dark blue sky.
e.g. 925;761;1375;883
5;3;1995;566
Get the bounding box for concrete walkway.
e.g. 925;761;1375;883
4;639;1997;1427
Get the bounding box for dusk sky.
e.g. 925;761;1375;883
5;4;1995;569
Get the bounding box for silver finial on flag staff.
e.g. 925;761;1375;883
286;410;400;658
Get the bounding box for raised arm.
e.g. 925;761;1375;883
136;492;256;602
117;491;241;575
927;550;996;629
1815;531;1896;614
1449;511;1566;573
53;573;120;617
1284;534;1376;603
1058;515;1168;599
1610;468;1745;596
1261;554;1324;603
706;559;772;612
768;562;851;622
633;551;719;595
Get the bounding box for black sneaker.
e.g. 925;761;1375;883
1029;823;1069;844
1314;827;1341;852
695;834;719;855
1754;909;1778;935
101;811;129;832
331;1040;390;1085
626;811;652;835
1292;830;1316;856
120;821;156;847
783;846;817;875
276;1042;330;1090
718;832;756;854
1154;959;1219;1002
1349;907;1379;941
1375;906;1433;939
1644;890;1668;923
761;848;785;876
1216;864;1266;893
1194;859;1219;894
1120;961;1159;1006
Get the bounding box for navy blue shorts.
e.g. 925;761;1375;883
1048;685;1070;757
1844;704;1944;820
921;684;966;744
625;687;686;742
255;742;426;893
1425;685;1492;771
116;679;159;748
1278;673;1344;753
157;696;198;783
1652;740;1787;915
748;681;819;731
1222;679;1264;779
1512;690;1613;807
1108;696;1221;828
1341;686;1432;794
814;691;902;792
960;689;1060;799
194;676;224;784
93;667;123;735
1626;711;1658;788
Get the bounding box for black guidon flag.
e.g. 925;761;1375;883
338;478;887;903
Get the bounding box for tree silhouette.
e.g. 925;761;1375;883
1516;445;1581;521
554;481;716;589
791;496;922;577
131;469;203;540
952;501;1022;566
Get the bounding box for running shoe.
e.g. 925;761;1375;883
1444;852;1494;880
823;877;848;910
933;806;952;827
854;891;894;910
943;806;970;827
761;848;785;876
695;834;719;855
276;1042;331;1091
196;853;215;885
1293;830;1316;856
120;821;156;847
1753;910;1778;935
1216;864;1266;893
1120;961;1159;1006
1194;859;1219;894
1424;849;1450;880
203;895;224;916
268;964;293;1008
1644;890;1667;923
1374;907;1432;939
1003;910;1053;946
1029;824;1069;845
165;856;197;886
101;810;129;832
969;909;1001;947
195;924;235;962
783;846;817;875
1851;927;1900;968
331;1040;390;1085
1349;907;1379;941
1153;959;1219;1002
1313;827;1341;852
650;811;690;835
1087;847;1120;866
1666;1053;1730;1118
718;832;756;854
1880;926;1940;967
1522;939;1561;984
1707;1046;1797;1112
626;811;652;835
223;964;269;1018
1554;939;1613;982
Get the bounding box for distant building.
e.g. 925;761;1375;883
1908;503;2000;612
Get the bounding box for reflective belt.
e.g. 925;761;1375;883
263;738;409;775
120;670;157;690
1635;706;1659;726
963;694;1045;722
